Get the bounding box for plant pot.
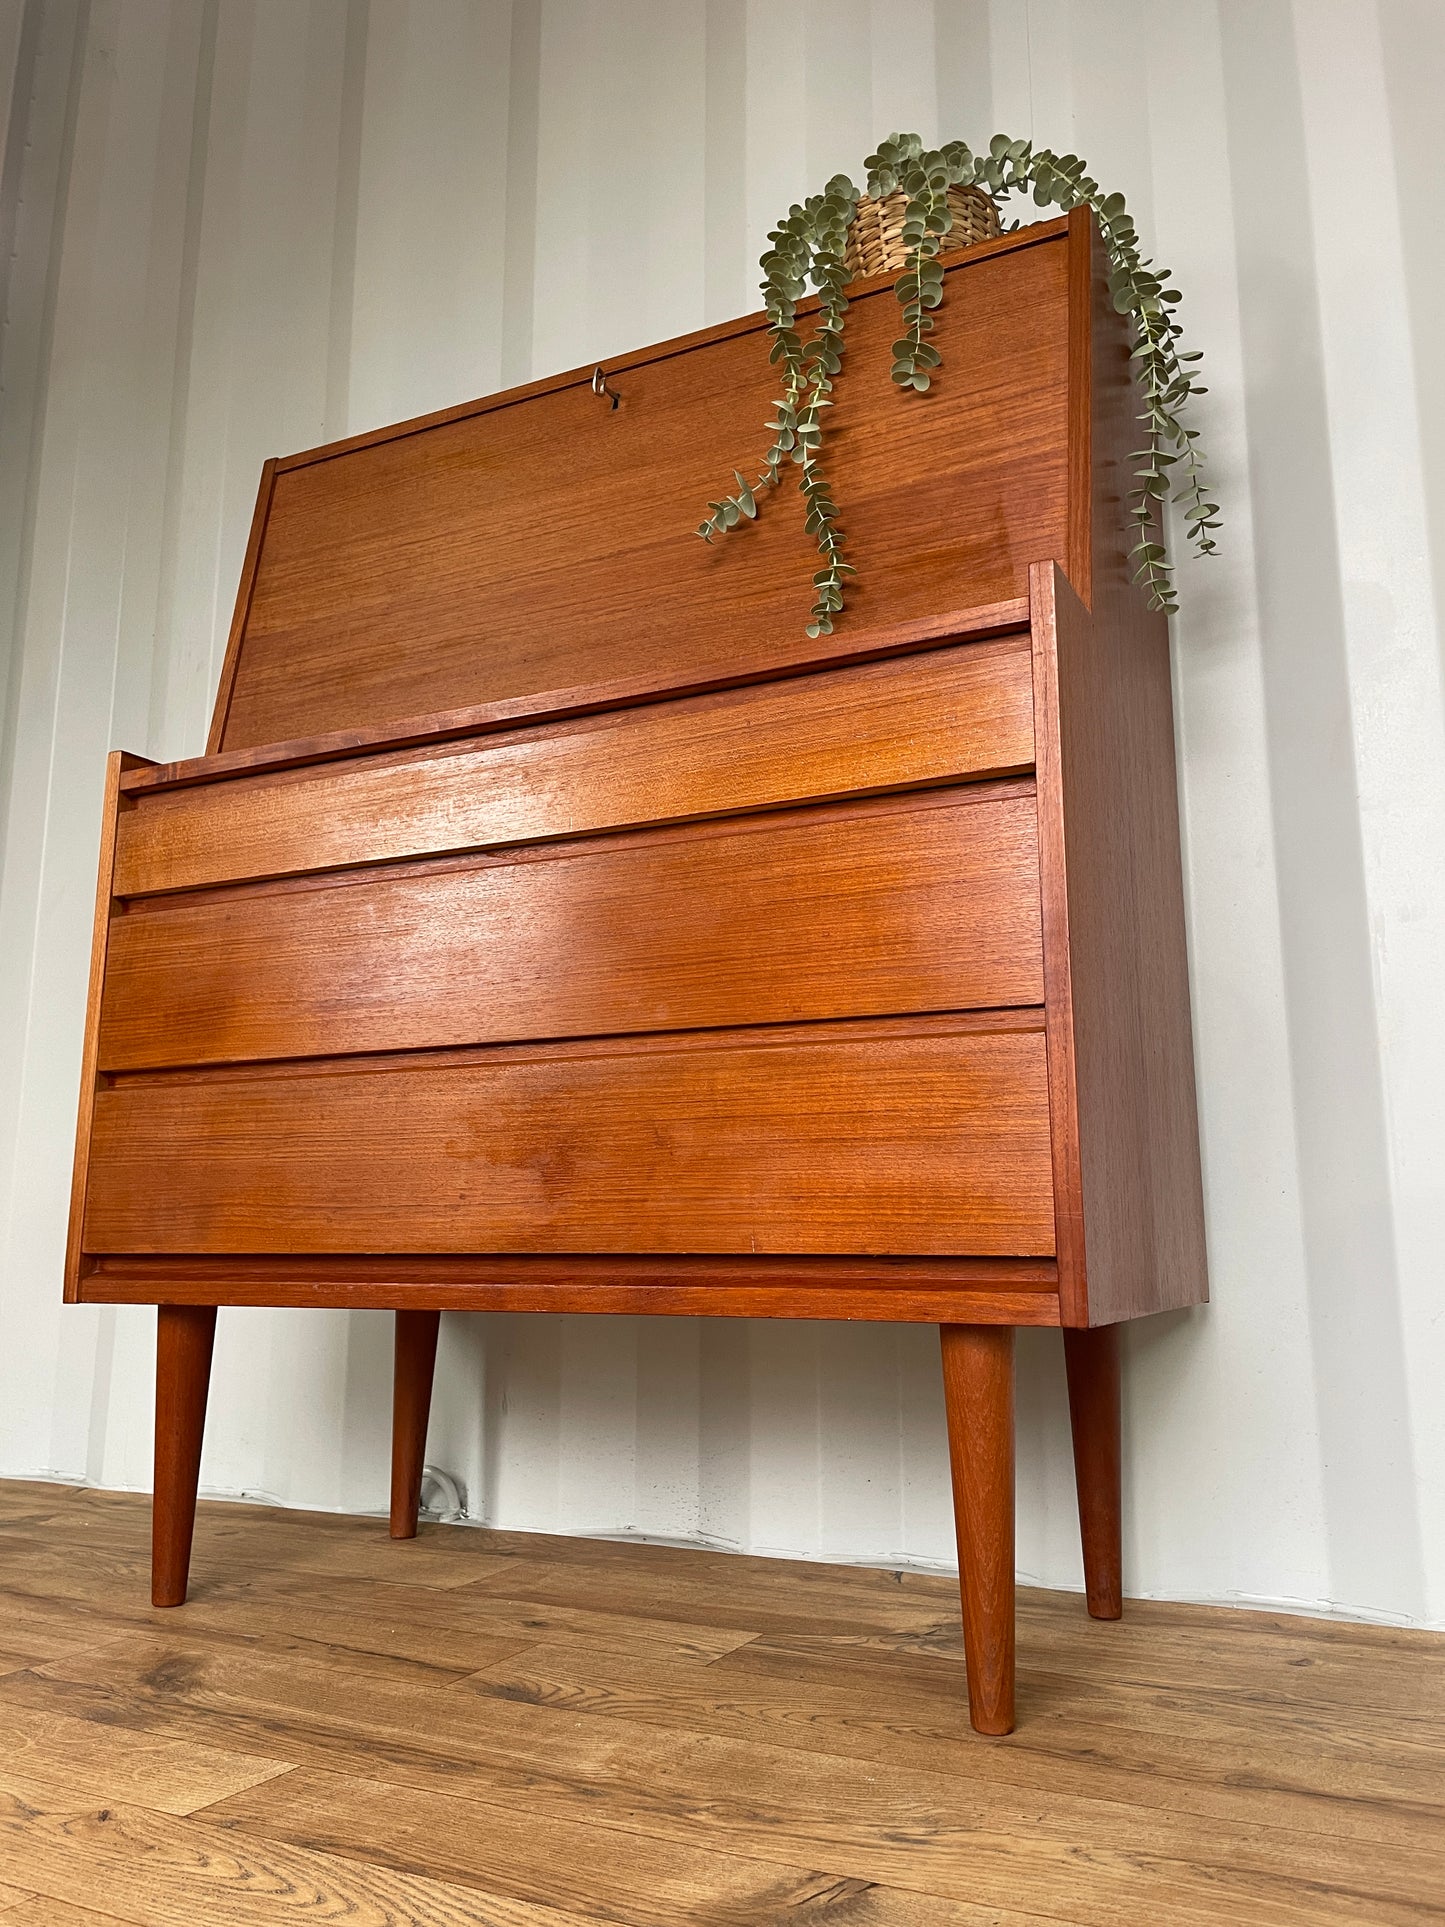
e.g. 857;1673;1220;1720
843;184;1002;279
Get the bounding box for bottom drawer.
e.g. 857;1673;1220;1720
84;1014;1055;1259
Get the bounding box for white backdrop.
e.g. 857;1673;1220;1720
1;0;1441;1627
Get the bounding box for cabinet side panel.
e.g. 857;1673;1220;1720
1088;214;1208;1321
206;460;277;755
1040;551;1207;1322
1065;207;1095;607
65;750;155;1300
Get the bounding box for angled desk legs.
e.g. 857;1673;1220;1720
152;1304;217;1607
149;1303;440;1604
148;1308;1125;1738
390;1309;441;1538
940;1320;1125;1733
1063;1323;1124;1619
940;1324;1017;1733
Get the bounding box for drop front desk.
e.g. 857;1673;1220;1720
67;209;1207;1733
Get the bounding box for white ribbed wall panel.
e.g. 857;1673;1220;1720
1;0;1441;1625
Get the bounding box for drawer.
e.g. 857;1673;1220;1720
113;637;1035;898
98;786;1043;1070
85;1015;1055;1258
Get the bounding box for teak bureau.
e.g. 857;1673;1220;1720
67;210;1207;1733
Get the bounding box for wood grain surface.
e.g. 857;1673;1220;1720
216;230;1069;749
84;1015;1055;1258
1;1482;1440;1925
114;636;1035;899
99;787;1043;1071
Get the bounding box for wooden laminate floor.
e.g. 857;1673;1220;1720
0;1480;1440;1925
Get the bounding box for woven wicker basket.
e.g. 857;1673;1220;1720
843;184;1001;279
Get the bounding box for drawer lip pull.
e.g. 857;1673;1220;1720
101;1005;1047;1087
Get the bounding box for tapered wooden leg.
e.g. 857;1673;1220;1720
152;1304;217;1608
940;1323;1015;1735
1062;1323;1123;1619
390;1309;441;1539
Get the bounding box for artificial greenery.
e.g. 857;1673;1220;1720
697;132;1218;635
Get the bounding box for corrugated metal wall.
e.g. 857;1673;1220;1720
1;0;1441;1624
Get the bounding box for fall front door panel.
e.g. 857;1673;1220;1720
217;231;1071;749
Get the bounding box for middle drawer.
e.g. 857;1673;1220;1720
99;784;1042;1071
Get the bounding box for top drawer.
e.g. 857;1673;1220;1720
116;635;1036;898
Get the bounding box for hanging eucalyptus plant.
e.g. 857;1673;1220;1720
697;132;1218;636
